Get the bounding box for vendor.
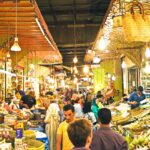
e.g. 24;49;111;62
15;85;25;98
19;91;36;109
128;86;145;109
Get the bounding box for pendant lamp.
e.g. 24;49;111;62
11;0;21;51
73;56;78;63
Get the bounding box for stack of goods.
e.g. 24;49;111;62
0;125;15;148
129;107;150;119
110;101;150;150
4;114;17;126
112;113;131;125
127;132;150;150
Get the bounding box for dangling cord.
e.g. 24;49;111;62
15;0;18;38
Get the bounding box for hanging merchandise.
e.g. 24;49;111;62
122;2;150;42
113;0;124;28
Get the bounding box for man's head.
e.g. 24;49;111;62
28;91;35;98
17;85;22;90
98;108;112;125
96;90;102;98
137;86;143;95
67;119;92;148
63;104;75;123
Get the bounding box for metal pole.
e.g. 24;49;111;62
4;58;7;100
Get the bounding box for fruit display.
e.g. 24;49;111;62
110;102;150;150
129;108;150;119
112;114;131;125
128;132;150;150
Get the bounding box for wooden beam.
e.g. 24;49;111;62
48;23;100;28
0;26;39;30
0;7;34;12
0;1;33;7
47;20;102;26
0;31;41;34
58;42;93;48
0;29;40;32
41;9;106;16
48;0;58;24
0;22;37;26
0;12;36;17
0;17;35;22
60;51;85;54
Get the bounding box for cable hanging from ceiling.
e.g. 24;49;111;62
73;0;78;64
11;0;21;52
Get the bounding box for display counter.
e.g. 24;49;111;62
108;100;150;150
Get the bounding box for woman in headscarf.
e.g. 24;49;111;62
44;95;60;150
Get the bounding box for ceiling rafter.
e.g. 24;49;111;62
36;0;111;66
0;0;62;66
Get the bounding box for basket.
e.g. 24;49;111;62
26;139;44;150
122;2;150;42
24;130;36;140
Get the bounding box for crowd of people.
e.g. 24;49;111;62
14;85;146;150
42;88;129;150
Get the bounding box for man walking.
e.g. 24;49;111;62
56;104;75;150
91;108;128;150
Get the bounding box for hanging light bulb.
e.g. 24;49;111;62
145;47;150;58
144;61;150;73
30;64;35;69
107;73;111;78
73;56;78;63
90;72;94;76
74;69;78;74
112;75;116;81
11;37;21;51
11;0;21;51
73;66;77;71
15;78;18;83
74;77;78;84
87;49;92;54
96;36;106;50
71;67;73;73
93;56;101;63
83;65;89;74
121;61;126;69
6;52;10;58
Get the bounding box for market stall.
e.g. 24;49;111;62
108;100;150;150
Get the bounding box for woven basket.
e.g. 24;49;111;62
123;2;150;42
24;130;36;140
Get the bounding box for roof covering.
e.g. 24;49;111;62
0;0;62;67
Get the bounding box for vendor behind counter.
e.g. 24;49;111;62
128;86;146;109
19;91;36;109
